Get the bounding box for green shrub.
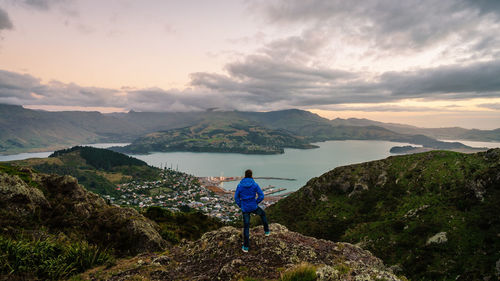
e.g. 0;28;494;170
0;235;113;280
144;206;224;244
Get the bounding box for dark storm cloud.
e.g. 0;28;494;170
0;7;13;30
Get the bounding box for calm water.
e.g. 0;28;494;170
440;140;500;149
130;140;413;192
0;143;129;161
0;140;413;193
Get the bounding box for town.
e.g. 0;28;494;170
104;168;289;222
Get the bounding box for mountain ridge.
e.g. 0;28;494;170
1;103;498;155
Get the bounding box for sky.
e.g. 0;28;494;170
0;0;499;129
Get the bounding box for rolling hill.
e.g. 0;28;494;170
112;118;317;154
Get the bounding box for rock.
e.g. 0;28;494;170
496;258;500;278
316;265;340;280
79;223;404;281
404;204;429;218
0;172;50;215
426;232;448;245
349;182;369;197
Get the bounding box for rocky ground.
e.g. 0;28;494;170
79;223;403;281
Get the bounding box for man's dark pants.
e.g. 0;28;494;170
242;206;269;248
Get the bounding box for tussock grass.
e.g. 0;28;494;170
0;235;113;280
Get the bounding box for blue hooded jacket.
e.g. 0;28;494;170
234;177;264;213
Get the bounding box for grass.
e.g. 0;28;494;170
0;234;114;280
280;264;317;281
240;264;317;281
0;164;39;188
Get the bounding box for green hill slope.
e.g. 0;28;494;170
10;146;160;196
114;119;317;154
266;149;500;280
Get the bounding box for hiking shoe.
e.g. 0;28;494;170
265;231;270;237
242;246;249;253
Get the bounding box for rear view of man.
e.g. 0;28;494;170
234;169;270;252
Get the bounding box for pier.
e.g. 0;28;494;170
264;187;286;195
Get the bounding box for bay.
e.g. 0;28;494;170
130;140;413;193
0;140;414;194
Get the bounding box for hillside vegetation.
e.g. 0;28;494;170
0;163;402;281
0;164;166;279
10;146;160;196
0;164;228;280
266;149;500;280
114;119;317;154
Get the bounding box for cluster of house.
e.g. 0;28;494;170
104;169;246;221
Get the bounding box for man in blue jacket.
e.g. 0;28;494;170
234;169;270;252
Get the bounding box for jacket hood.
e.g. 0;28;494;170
239;177;255;188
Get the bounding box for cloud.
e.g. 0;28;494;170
256;0;500;53
379;60;500;97
1;1;500;114
0;7;13;30
188;0;500;109
20;0;71;11
478;103;500;110
0;70;122;107
0;69;264;112
464;0;500;15
190;57;500;107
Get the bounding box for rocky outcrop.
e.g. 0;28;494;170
426;232;448;245
80;223;403;281
0;170;49;215
0;167;167;255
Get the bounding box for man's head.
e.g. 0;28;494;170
244;169;253;178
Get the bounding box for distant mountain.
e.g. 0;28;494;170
0;104;146;154
113;118;317;154
266;148;500;280
1;103;497;155
331;117;500;142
